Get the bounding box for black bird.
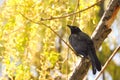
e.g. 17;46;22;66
67;25;101;74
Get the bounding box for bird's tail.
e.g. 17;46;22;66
89;50;101;74
91;60;96;74
91;54;101;74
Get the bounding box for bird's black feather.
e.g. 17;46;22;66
67;25;101;74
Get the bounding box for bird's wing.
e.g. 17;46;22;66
87;40;101;71
69;33;88;57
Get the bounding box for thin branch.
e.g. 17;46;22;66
41;0;104;21
5;27;24;36
72;0;80;25
95;46;120;80
19;12;79;57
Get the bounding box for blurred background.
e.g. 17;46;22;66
0;0;120;80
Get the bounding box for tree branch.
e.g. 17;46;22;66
92;0;120;50
40;0;103;21
69;0;120;80
19;12;79;57
95;46;120;80
72;0;80;25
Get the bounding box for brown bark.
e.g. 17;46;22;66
69;0;120;80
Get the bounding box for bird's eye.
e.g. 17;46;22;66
74;27;78;29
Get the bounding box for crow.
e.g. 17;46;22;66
67;25;101;74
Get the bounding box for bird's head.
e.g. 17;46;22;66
67;25;81;34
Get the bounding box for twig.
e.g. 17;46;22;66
19;12;79;57
40;0;103;21
95;46;120;80
72;0;80;25
5;27;24;36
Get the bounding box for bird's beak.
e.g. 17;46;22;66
67;25;71;28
